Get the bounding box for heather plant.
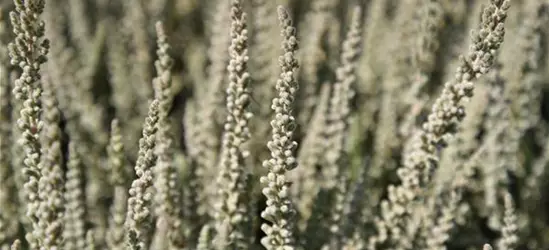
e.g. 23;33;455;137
3;0;549;249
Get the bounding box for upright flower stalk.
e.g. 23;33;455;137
7;0;49;247
323;7;362;248
36;75;64;248
106;119;128;250
152;21;185;249
370;1;510;249
125;100;160;250
213;0;254;248
259;6;300;249
63;142;87;250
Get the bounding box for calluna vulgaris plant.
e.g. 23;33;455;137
4;0;549;249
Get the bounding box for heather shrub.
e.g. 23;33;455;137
1;0;549;249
